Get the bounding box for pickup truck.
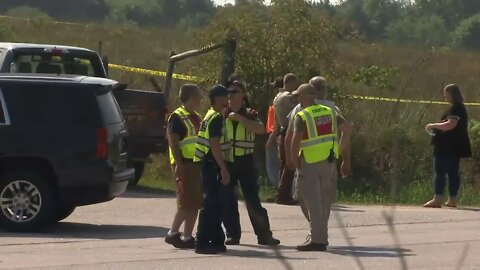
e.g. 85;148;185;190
0;42;168;185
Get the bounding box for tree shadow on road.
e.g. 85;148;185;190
328;245;414;258
0;223;168;240
331;205;365;213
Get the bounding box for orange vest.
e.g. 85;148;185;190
266;105;275;133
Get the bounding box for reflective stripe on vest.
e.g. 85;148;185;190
226;117;255;159
193;108;232;162
296;104;337;164
168;106;200;165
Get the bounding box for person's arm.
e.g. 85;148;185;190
426;118;458;131
266;131;277;148
167;116;185;180
228;112;264;134
209;116;230;186
337;118;352;177
285;115;295;169
291;130;303;170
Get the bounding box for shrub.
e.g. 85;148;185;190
452;14;480;49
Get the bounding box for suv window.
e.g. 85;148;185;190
1;82;100;127
10;49;105;77
96;91;123;124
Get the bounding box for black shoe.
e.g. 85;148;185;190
275;198;299;205
258;235;280;246
195;244;219;254
216;244;227;253
177;237;195;249
165;233;182;247
225;238;240;245
296;236;327;251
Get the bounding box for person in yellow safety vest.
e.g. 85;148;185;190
165;84;203;249
291;84;352;252
194;84;234;255
285;76;348;222
220;80;280;246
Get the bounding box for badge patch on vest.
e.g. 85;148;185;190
314;115;333;135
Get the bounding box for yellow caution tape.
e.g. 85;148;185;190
342;94;480;106
108;63;199;82
108;64;480;106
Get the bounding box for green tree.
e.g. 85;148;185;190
192;0;337;111
452;14;480;49
5;5;51;20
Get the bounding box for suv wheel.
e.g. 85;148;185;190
56;205;76;222
0;171;56;232
128;162;145;186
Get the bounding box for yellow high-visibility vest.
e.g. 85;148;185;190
168;106;201;165
193;108;232;163
225;113;255;160
296;104;338;164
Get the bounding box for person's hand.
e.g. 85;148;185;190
228;112;246;123
425;123;435;130
340;160;351;178
174;163;185;180
220;167;230;186
176;178;184;195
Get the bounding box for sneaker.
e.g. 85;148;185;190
165;233;182;247
296;235;327;252
195;244;219;255
258;235;280;246
177;237;195;249
225;238;240;245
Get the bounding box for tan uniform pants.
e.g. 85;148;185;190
296;158;337;245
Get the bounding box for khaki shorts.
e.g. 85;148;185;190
172;160;203;210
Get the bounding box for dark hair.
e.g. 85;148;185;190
228;80;251;108
444;84;464;103
271;77;284;89
179;84;200;103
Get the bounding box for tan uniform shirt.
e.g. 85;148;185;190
273;91;296;135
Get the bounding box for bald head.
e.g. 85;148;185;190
283;73;299;92
309;76;327;99
293;83;316;107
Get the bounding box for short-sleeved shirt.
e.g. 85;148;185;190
432;102;471;157
168;112;201;141
273;91;296;134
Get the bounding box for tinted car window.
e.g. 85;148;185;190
10;49;106;77
96;91;123;124
0;90;5;124
1;82;100;127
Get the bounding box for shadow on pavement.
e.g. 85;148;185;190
331;205;365;213
328;245;414;258
226;247;312;261
0;223;167;240
121;186;174;199
455;207;480;212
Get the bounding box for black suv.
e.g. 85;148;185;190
0;74;134;231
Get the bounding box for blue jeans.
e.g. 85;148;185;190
434;155;461;197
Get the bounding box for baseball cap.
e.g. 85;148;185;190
292;84;316;96
208;84;228;99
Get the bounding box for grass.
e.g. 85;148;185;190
138;156;480;206
1;16;479;206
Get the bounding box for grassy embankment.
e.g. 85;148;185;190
2;16;479;205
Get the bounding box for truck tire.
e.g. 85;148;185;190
129;162;145;186
0;170;57;232
56;205;76;222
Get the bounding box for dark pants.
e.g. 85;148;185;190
434;155;461;197
196;160;235;247
223;155;273;240
277;134;295;201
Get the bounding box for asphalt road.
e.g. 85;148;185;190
1;190;479;270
